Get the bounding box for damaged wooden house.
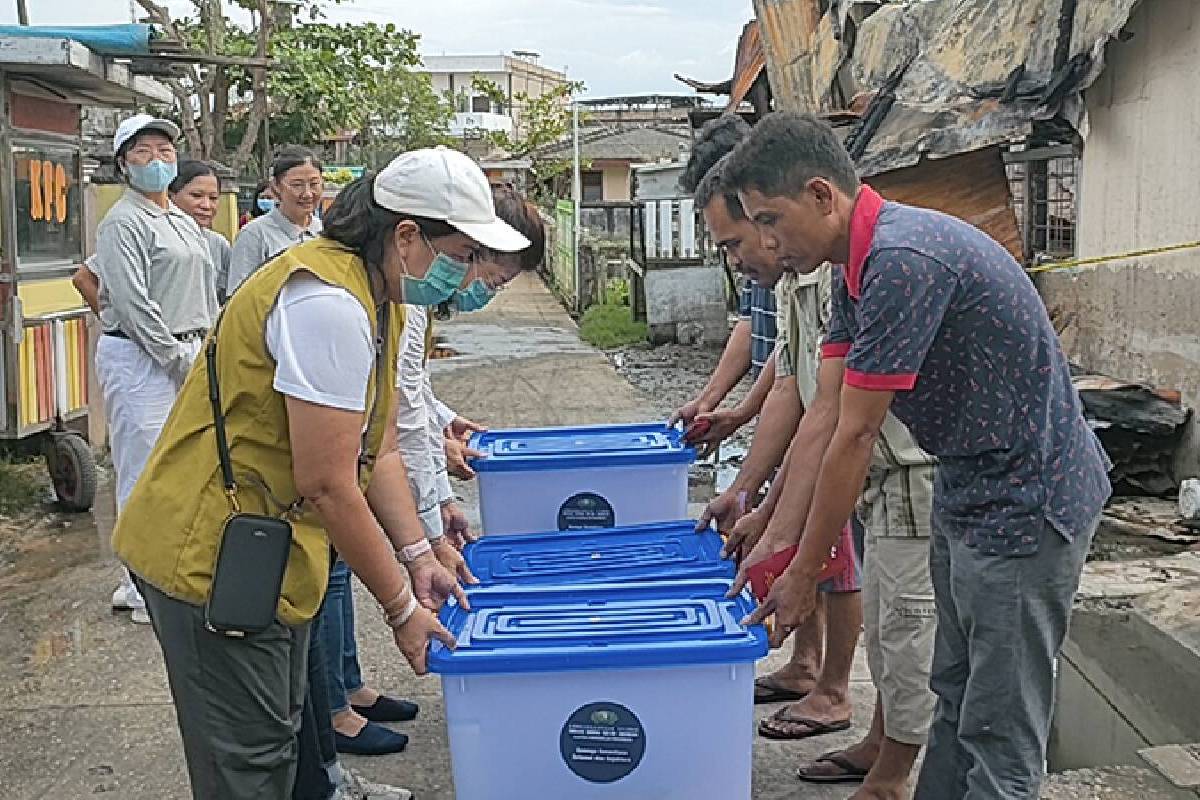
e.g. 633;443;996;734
709;0;1197;493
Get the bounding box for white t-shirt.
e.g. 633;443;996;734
265;273;373;411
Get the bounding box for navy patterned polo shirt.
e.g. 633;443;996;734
821;185;1111;556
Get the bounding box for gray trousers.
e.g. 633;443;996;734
139;579;309;800
913;515;1097;800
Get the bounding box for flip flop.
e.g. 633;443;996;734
796;751;870;784
754;675;810;705
758;707;852;740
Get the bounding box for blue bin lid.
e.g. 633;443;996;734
429;578;768;676
468;423;695;473
465;521;734;586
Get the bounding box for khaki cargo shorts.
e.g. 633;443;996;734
859;463;938;745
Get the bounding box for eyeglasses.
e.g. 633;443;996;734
281;179;324;194
127;143;177;159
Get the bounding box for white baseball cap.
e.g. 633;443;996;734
373;146;530;253
113;113;182;155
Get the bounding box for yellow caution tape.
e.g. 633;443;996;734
1025;240;1200;275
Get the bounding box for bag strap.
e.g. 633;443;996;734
205;289;392;510
358;301;391;479
205;312;241;514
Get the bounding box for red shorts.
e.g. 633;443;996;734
817;522;862;594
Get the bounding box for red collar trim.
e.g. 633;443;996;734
846;184;885;300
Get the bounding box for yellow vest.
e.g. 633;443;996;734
112;239;406;624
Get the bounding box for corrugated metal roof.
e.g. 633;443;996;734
754;0;1144;174
538;126;691;162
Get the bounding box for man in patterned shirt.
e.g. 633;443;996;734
727;112;1111;799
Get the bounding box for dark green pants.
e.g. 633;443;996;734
138;578;309;800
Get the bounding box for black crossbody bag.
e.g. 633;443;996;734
203;325;294;637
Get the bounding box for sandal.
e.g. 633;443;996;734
753;675;810;705
796;751;871;784
758;707;852;740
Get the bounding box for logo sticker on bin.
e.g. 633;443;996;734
557;492;615;530
560;701;645;783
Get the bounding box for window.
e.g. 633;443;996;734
582;171;604;204
1005;144;1078;263
471;94;492;114
13;142;83;271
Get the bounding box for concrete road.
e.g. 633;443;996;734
0;273;871;799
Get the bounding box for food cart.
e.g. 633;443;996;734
0;34;172;510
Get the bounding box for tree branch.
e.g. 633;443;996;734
232;0;273;172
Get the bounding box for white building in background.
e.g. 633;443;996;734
416;52;568;141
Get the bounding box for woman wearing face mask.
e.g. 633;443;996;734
227;146;324;293
110;146;528;799
316;185;546;758
91;116;218;626
75;161;232;311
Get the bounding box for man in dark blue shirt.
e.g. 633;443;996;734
726;112;1110;799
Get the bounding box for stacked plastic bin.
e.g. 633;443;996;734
431;424;767;799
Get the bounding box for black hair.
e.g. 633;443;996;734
168;160;219;195
681;114;751;220
321;173;456;270
680;115;750;193
724;111;860;199
492;186;545;270
270;145;322;181
250;180;272;218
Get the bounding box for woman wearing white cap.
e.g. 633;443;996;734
319;183;546;759
93;114;218;625
109;147;528;799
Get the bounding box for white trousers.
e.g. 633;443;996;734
96;335;202;606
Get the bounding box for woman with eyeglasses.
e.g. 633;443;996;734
92;115;219;625
227;146;324;293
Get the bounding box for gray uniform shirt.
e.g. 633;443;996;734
94;190;218;381
227;207;322;293
205;228;233;303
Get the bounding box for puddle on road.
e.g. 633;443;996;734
428;323;593;373
0;480;115;598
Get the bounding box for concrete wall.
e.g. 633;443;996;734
1036;0;1200;474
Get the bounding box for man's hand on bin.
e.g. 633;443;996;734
685;408;750;459
722;507;770;563
698;488;749;535
441;501;476;547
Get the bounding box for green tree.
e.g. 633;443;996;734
134;0;455;173
475;79;586;197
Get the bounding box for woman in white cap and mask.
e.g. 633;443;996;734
94;114;218;625
109;147;527;799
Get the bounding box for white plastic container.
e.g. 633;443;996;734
468;423;695;535
430;578;767;800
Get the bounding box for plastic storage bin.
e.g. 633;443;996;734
430;578;767;800
468;423;695;535
464;520;734;586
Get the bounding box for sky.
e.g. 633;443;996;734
6;0;754;98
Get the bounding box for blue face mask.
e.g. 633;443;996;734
402;238;469;307
256;198;277;212
453;278;497;313
127;159;177;193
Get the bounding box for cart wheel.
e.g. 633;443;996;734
49;434;98;512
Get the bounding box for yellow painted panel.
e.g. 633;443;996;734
18;277;86;317
66;320;80;409
93;184;126;226
213;191;239;243
19;334;36;427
